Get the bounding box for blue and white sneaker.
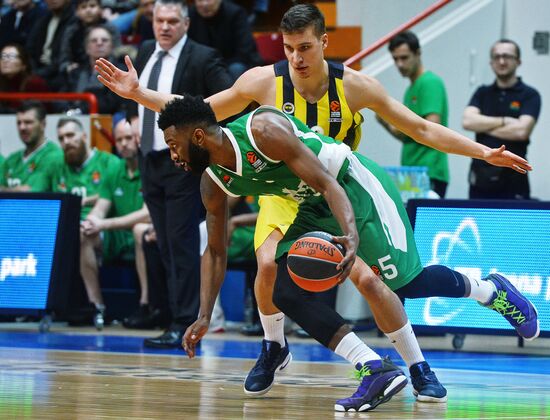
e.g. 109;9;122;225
410;361;447;402
334;357;407;412
244;338;292;396
484;273;539;340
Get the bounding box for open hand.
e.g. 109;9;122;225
95;55;140;100
484;145;532;174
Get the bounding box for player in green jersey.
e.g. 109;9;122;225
80;120;151;328
1;101;63;192
158;96;537;412
50;117;121;326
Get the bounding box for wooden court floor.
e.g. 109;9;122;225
1;331;549;420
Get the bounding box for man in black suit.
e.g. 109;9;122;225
128;0;232;348
26;0;77;91
188;0;263;81
0;0;41;50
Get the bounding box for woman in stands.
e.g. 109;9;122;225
0;43;48;113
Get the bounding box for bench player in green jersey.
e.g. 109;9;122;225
0;101;63;192
51;118;120;219
50;117;121;325
80;120;151;329
157;96;537;412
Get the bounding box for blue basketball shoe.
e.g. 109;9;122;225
334;357;407;412
484;273;539;340
244;338;292;396
410;361;447;402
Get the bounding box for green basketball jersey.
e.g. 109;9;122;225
207;106;423;290
2;141;63;192
206;106;351;203
51;149;120;218
99;158;143;217
402;71;449;183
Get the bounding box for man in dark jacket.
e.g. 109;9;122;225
188;0;263;81
127;0;232;348
0;0;41;50
26;0;77;91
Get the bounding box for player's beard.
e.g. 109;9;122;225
64;141;87;167
188;142;210;175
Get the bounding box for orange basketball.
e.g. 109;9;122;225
287;231;345;292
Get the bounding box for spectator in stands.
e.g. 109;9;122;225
188;0;263;81
26;0;77;91
79;119;151;327
0;44;49;113
59;0;121;76
462;39;541;199
62;25;125;115
0;0;41;50
0;101;63;192
101;0;138;19
109;0;154;47
124;0;232;348
378;30;450;198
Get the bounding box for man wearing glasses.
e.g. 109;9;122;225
462;39;541;199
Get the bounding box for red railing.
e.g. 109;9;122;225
344;0;453;67
0;92;98;114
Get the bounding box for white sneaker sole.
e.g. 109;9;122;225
413;388;448;403
334;374;408;412
243;352;293;397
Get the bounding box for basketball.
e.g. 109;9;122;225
287;231;345;292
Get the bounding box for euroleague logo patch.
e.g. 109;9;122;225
92;171;101;185
329;100;342;122
246;151;258;164
222;174;233;186
246;151;267;173
282;102;295;114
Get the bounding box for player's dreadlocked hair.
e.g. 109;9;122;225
157;95;217;131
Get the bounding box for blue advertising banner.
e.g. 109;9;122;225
0;199;61;309
407;201;550;335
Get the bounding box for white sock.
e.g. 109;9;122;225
467;276;496;305
259;311;286;347
385;321;424;368
334;332;381;367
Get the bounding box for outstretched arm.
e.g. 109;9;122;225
252;112;358;280
96;56;268;121
182;173;229;358
364;76;532;174
346;71;532;174
96;56;180;113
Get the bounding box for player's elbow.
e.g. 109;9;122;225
516;126;532;141
462;116;473;131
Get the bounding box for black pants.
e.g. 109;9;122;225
142;235;169;315
139;150;204;331
273;257;469;348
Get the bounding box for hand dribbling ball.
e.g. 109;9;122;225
287;231;345;292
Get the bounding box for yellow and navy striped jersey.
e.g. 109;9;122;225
274;60;364;151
